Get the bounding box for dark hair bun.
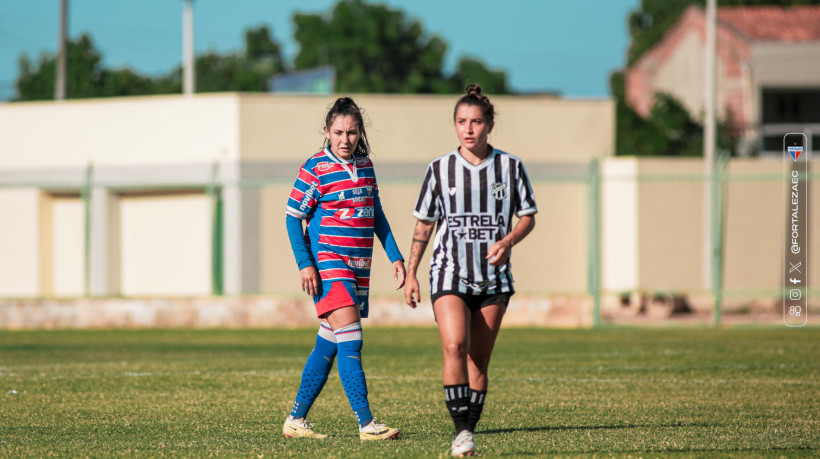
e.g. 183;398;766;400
465;84;482;96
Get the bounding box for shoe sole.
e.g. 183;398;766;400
451;446;476;457
360;430;401;440
283;430;327;439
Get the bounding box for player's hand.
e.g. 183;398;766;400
300;266;319;296
393;260;406;289
403;276;420;308
486;239;512;267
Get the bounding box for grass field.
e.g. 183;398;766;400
0;327;818;457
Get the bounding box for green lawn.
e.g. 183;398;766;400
0;327;817;457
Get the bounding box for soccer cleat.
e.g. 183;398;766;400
358;419;400;440
282;416;327;439
450;429;476;457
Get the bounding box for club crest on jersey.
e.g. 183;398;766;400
491;182;507;200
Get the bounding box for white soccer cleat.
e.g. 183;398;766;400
450;429;476;457
282;415;327;439
358;419;400;440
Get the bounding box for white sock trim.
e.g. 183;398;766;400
334;322;363;342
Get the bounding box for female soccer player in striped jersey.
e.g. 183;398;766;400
283;97;406;441
404;85;537;457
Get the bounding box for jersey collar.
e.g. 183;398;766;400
323;146;359;182
454;145;496;170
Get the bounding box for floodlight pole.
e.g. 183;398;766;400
56;0;67;100
183;0;195;95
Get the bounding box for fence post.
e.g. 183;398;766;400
81;162;93;297
208;162;224;296
587;158;602;327
712;152;729;326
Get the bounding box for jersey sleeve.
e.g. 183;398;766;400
412;163;441;222
514;160;538;217
373;191;403;263
286;214;313;270
286;162;321;219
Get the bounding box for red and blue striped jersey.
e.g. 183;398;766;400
287;147;399;289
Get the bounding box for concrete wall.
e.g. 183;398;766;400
3;94;815;311
0;189;41;296
0;93;613;170
0;93;613;301
237;93;615;164
0;95;241;169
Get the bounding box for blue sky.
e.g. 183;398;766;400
0;0;639;101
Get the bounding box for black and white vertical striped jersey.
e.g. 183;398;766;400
413;147;537;295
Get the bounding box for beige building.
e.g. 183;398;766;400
0;93;613;300
0;93;815;328
625;5;820;156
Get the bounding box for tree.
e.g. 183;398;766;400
292;0;508;94
196;25;284;92
17;33;104;100
452;57;509;95
611;71;738;156
16;33;176;100
15;26;284;100
14;2;507;99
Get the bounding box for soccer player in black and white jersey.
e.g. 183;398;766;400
404;85;537;457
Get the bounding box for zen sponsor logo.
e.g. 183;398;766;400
335;208;355;220
334;207;374;219
316;161;334;172
356;158;369;166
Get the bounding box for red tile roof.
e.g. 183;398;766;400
718;5;820;41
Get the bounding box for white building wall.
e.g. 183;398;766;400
0;94;241;169
0;189;40;296
119;193;212;296
51;197;84;296
602;158;639;292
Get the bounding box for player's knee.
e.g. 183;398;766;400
443;340;468;360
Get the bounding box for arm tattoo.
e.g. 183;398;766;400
412;238;428;244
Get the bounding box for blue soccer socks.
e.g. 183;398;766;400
335;322;373;427
290;323;337;419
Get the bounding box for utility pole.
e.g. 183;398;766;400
703;0;718;318
183;0;195;95
56;0;67;100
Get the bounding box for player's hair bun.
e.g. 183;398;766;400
454;83;495;123
465;84;482;96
